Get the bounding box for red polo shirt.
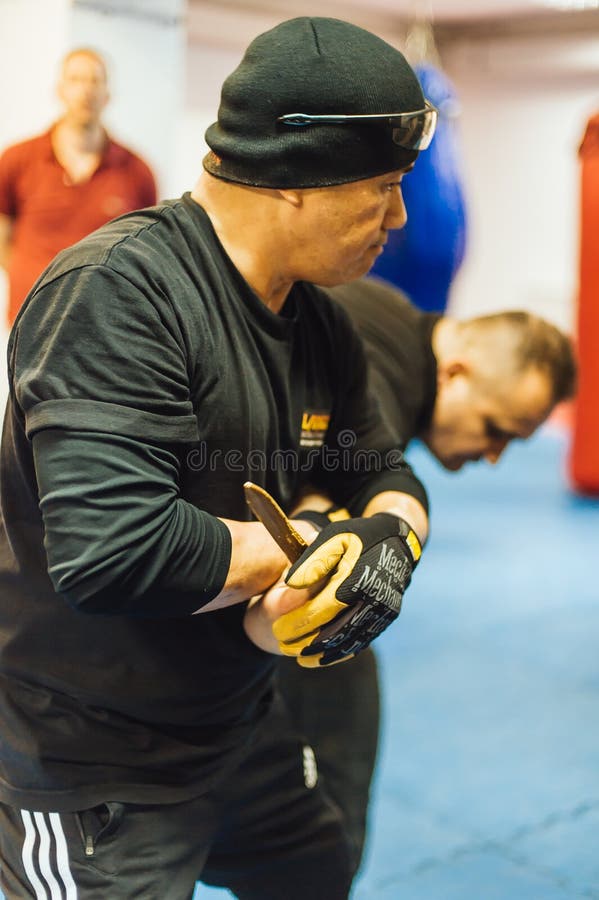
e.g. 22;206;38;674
0;127;157;324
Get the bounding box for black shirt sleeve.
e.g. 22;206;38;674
11;265;231;616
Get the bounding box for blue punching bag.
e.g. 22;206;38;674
370;63;468;313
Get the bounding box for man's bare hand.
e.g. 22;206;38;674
242;517;320;653
243;580;314;654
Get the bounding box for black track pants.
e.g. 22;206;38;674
0;696;352;900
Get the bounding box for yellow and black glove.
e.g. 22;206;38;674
273;513;422;667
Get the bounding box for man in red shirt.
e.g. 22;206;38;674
0;47;157;326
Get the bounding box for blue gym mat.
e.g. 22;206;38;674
1;428;597;899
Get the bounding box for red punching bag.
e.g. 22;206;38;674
570;113;599;494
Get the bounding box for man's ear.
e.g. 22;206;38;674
277;189;303;208
437;358;469;387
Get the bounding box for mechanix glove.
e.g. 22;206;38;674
272;513;422;667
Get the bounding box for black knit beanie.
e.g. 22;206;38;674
203;17;425;188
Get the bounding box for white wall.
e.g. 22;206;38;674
442;31;599;330
171;42;244;195
68;0;186;197
0;0;71;146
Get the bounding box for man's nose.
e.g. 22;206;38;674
384;186;407;230
484;439;510;465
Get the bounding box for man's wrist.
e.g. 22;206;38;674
294;505;351;532
366;511;422;564
293;510;331;532
361;491;429;546
291;517;320;543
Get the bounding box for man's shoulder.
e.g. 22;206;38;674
0;129;52;165
32;197;209;301
46;200;184;272
13;199;199;342
105;136;154;173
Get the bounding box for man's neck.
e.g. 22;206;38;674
191;174;294;313
51;118;107;184
53;117;106;155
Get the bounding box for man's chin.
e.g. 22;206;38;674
441;453;485;471
442;458;465;472
316;266;371;288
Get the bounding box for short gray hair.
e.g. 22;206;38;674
458;311;577;405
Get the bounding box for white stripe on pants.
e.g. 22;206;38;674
19;811;77;900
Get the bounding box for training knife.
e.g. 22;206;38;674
243;482;307;563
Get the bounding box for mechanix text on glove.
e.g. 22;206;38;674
272;513;421;667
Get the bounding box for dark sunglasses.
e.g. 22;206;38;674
277;100;437;151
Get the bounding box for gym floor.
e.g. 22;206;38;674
198;425;599;899
1;425;597;899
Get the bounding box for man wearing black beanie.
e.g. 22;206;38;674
0;17;435;899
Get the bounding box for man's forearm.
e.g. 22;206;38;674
199;517;318;613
